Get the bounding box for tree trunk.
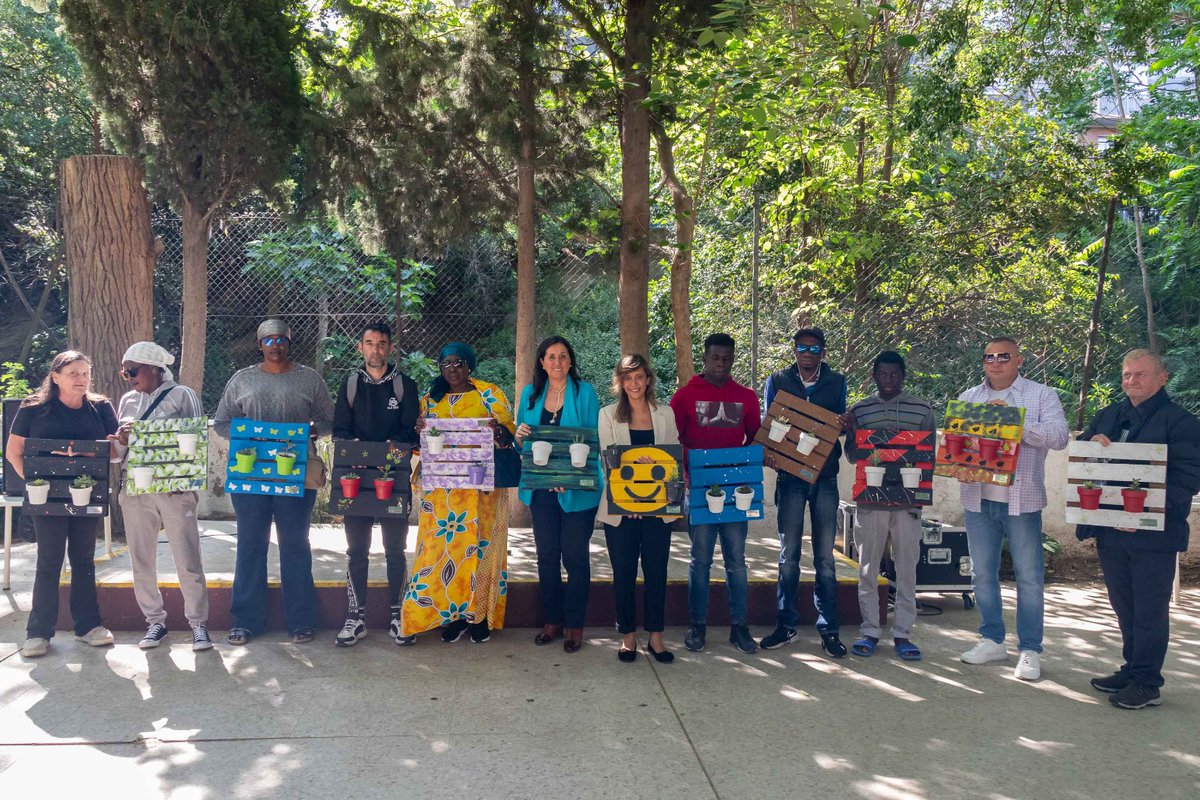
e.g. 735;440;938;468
179;196;212;399
1076;196;1119;429
651;120;695;387
514;16;538;403
618;0;653;358
59;155;157;403
316;291;330;375
1132;205;1157;351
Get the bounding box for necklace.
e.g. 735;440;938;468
547;382;566;424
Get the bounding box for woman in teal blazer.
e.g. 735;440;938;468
515;336;601;653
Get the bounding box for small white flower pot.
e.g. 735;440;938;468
569;442;590;468
25;483;50;505
900;467;922;489
130;466;156;490
768;420;790;442
531;441;553;466
706;491;726;514
865;466;886;487
734;488;754;511
177;433;199;456
795;432;819;455
425;434;445;455
70;486;93;506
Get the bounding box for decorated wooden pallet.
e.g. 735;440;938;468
329;440;414;517
934;400;1025;486
852;429;936;507
420;418;494;491
519;425;601;491
9;437;111;516
1065;440;1167;531
124;417;208;495
687;445;764;524
601;444;685;518
224;418;310;497
755;390;842;484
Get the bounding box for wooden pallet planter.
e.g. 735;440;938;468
420;418;494;491
1065;440;1167;531
755;390;842;484
329;440;414;517
934;400;1025;486
852;429;936;507
124;417;208;495
224;418;310;497
519;425;601;491
687;445;765;524
601;444;685;517
8;437;111;516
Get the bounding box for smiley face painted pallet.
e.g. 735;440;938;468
934;401;1025;486
224;418;310;497
601;444;685;518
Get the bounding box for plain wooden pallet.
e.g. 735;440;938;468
1065;439;1167;531
755;390;841;484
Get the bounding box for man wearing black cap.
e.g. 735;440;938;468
760;328;849;657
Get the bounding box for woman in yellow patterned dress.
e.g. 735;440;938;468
402;342;515;643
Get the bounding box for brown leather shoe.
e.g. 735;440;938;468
563;628;583;653
534;624;562;646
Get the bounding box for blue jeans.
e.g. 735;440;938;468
963;500;1044;653
688;521;748;625
776;476;840;632
231;490;319;635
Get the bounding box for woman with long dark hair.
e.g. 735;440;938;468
7;351;118;658
514;336;601;653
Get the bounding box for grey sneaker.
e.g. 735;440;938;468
21;637;49;658
139;623;168;650
730;625;758;654
684;623;707;652
1110;682;1162;710
76;626;115;647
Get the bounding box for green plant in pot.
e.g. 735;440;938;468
705;483;726;514
70;474;98;505
375;463;396;500
235;447;258;473
275;444;297;476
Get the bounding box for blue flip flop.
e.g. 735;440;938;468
852;637;877;657
894;641;922;661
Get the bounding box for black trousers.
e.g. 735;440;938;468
344;515;409;614
604;518;671;634
27;516;102;639
530;502;598;628
1096;534;1177;689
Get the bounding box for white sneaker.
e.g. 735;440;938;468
1014;650;1041;681
390;616;415;646
335;617;367;647
960;638;1009;664
21;637;50;657
75;626;115;647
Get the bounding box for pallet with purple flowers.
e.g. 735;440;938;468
420;418;495;491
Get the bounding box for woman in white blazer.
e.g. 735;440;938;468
598;354;680;664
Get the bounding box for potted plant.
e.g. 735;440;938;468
665;464;684;504
531;439;553;466
768;415;791;442
275;444;297;476
1121;479;1148;513
25;478;50;505
374;463;395;500
900;463;922;489
176;421;201;456
130;465;156;490
795;430;820;455
339;471;361;499
734;484;755;511
1077;480;1102;510
70;474;97;505
706;484;726;514
569;433;591;468
234;446;257;473
467;462;487;485
864;451;886;487
943;432;967;457
425;426;445;455
977;437;1002;461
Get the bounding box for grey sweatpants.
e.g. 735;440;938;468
119;491;209;627
855;506;922;640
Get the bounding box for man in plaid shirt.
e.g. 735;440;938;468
956;337;1069;681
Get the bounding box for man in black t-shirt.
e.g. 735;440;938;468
331;321;419;647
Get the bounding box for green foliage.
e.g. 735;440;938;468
0;362;30;399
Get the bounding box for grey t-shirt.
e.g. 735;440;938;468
213;364;334;438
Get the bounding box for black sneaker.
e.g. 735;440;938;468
760;626;797;650
1110;682;1162;710
191;625;214;652
390;616;416;646
139;623;168;650
469;619;491;644
684;623;707;652
335;617;366;647
1090;672;1133;694
441;619;469;643
820;632;848;658
729;625;758;654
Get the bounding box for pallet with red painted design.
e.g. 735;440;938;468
852;429;935;506
754;390;842;484
933;400;1025;486
1065;440;1167;531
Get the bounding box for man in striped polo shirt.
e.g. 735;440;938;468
844;352;936;660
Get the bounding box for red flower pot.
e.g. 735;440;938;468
1077;486;1102;510
944;434;966;457
977;437;1001;461
340;477;361;499
1121;489;1147;513
374;479;395;500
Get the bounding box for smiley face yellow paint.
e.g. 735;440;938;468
607;446;677;514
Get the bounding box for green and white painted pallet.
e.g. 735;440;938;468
125;417;209;495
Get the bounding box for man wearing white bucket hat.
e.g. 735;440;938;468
110;341;210;651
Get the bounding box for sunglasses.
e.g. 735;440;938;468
795;344;824;355
120;365;147;380
983;352;1013;364
262;336;290;347
440;359;468;370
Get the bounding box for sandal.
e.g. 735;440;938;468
227;627;252;646
894;640;922;661
851;637;878;657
